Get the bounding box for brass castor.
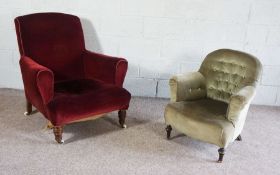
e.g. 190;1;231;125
118;110;127;128
24;111;31;116
24;100;32;116
53;126;64;144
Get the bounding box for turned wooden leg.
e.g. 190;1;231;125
118;110;127;128
24;100;32;116
53;126;64;144
236;135;242;141
218;148;225;163
165;125;172;139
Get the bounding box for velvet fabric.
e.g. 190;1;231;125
15;13;131;126
165;99;234;148
165;49;262;148
199;49;261;103
83;50;128;87
49;79;130;125
169;72;206;102
15;13;85;81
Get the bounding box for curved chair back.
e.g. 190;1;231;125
15;13;85;81
199;49;262;103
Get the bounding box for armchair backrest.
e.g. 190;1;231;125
199;49;262;103
15;13;85;81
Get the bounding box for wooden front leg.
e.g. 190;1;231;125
118;110;127;128
24;99;32;116
218;148;225;163
165;125;172;139
53;126;64;144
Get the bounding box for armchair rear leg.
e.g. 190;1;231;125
24;100;32;116
236;135;242;141
53;126;64;144
218;148;225;163
165;125;172;139
118;110;127;128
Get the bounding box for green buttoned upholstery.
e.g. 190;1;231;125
199;49;261;103
169;72;206;102
164;49;262;161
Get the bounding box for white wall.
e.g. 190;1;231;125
0;0;280;106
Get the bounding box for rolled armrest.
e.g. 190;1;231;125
20;56;54;104
82;50;128;87
169;72;206;102
227;86;256;126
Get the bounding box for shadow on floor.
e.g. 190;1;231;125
63;113;150;144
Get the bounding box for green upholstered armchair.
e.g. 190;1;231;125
164;49;262;162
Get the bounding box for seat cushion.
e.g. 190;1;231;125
164;99;235;148
47;79;131;125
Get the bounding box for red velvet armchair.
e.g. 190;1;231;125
14;13;131;143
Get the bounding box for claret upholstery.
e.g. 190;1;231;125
15;13;131;143
164;49;262;162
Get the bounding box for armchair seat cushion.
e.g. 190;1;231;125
165;99;235;148
47;79;131;125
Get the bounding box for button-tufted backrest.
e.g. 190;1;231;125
199;49;262;103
